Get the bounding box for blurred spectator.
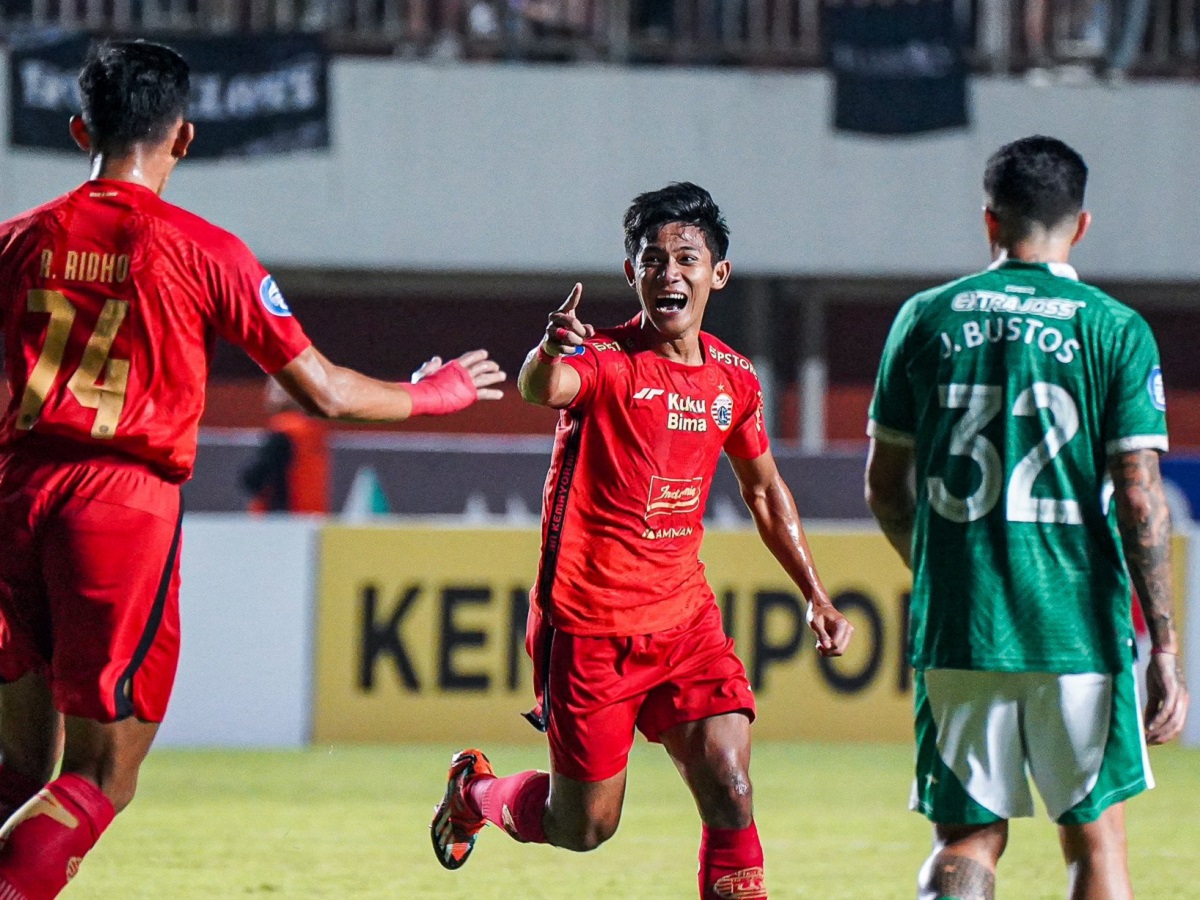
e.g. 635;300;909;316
520;0;593;40
633;0;673;39
1025;0;1052;67
241;380;330;514
404;0;466;57
1106;0;1152;75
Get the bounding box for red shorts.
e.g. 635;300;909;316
527;600;755;783
0;452;182;723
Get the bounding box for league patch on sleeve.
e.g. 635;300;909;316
259;275;293;317
1147;366;1166;411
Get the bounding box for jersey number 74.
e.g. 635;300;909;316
16;289;130;439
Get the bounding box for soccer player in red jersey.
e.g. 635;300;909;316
432;183;853;898
0;40;504;899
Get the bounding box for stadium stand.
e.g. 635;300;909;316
1;0;1198;71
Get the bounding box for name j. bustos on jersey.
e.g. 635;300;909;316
939;290;1085;364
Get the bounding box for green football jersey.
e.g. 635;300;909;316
869;260;1168;674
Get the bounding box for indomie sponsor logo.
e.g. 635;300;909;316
951;290;1086;320
645;475;703;517
642;526;695;540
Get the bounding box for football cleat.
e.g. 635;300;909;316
430;748;494;870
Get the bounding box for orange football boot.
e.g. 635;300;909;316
431;748;495;870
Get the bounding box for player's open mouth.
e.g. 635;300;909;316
655;293;687;313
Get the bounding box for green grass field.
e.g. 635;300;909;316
65;742;1199;898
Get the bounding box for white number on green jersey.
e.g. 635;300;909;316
928;382;1081;524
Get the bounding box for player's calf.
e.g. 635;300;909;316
542;806;619;853
536;768;626;853
1058;805;1132;900
919;823;1006;900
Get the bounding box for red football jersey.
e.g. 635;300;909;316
0;179;311;482
532;317;769;637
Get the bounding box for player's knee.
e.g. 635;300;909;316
555;812;620;852
697;763;753;829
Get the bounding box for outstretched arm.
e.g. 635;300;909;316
273;346;504;422
518;283;591;409
728;449;853;657
1109;449;1189;745
864;438;916;569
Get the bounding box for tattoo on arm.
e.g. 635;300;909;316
1111;450;1176;652
928;854;995;900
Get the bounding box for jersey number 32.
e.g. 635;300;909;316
928;382;1081;525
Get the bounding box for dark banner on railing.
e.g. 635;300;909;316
825;0;968;135
9;32;329;158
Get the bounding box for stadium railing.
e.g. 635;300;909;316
1;0;1197;74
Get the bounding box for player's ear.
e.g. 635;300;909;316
983;206;1002;245
170;120;195;160
711;259;731;291
1070;210;1091;246
69;116;92;154
623;257;636;286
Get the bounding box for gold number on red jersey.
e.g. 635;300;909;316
16;290;130;439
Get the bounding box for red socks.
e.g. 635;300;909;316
466;770;550;844
699;822;766;899
0;774;115;900
0;768;43;826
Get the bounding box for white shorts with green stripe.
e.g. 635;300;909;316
911;667;1153;825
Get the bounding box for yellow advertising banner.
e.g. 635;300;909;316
314;526;1190;745
313;525;918;744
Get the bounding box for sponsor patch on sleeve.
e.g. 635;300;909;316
259;274;292;317
1148;366;1166;411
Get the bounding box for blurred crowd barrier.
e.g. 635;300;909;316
1;0;1197;75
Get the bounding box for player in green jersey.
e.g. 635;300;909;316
865;135;1189;900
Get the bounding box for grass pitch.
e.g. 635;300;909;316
67;742;1198;898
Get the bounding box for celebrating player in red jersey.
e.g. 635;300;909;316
432;183;853;898
0;40;503;899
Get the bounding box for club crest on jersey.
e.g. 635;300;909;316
1148;366;1166;411
711;393;734;431
259;275;292;317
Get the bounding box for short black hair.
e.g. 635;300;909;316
623;182;730;262
79;40;190;154
983;136;1087;238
